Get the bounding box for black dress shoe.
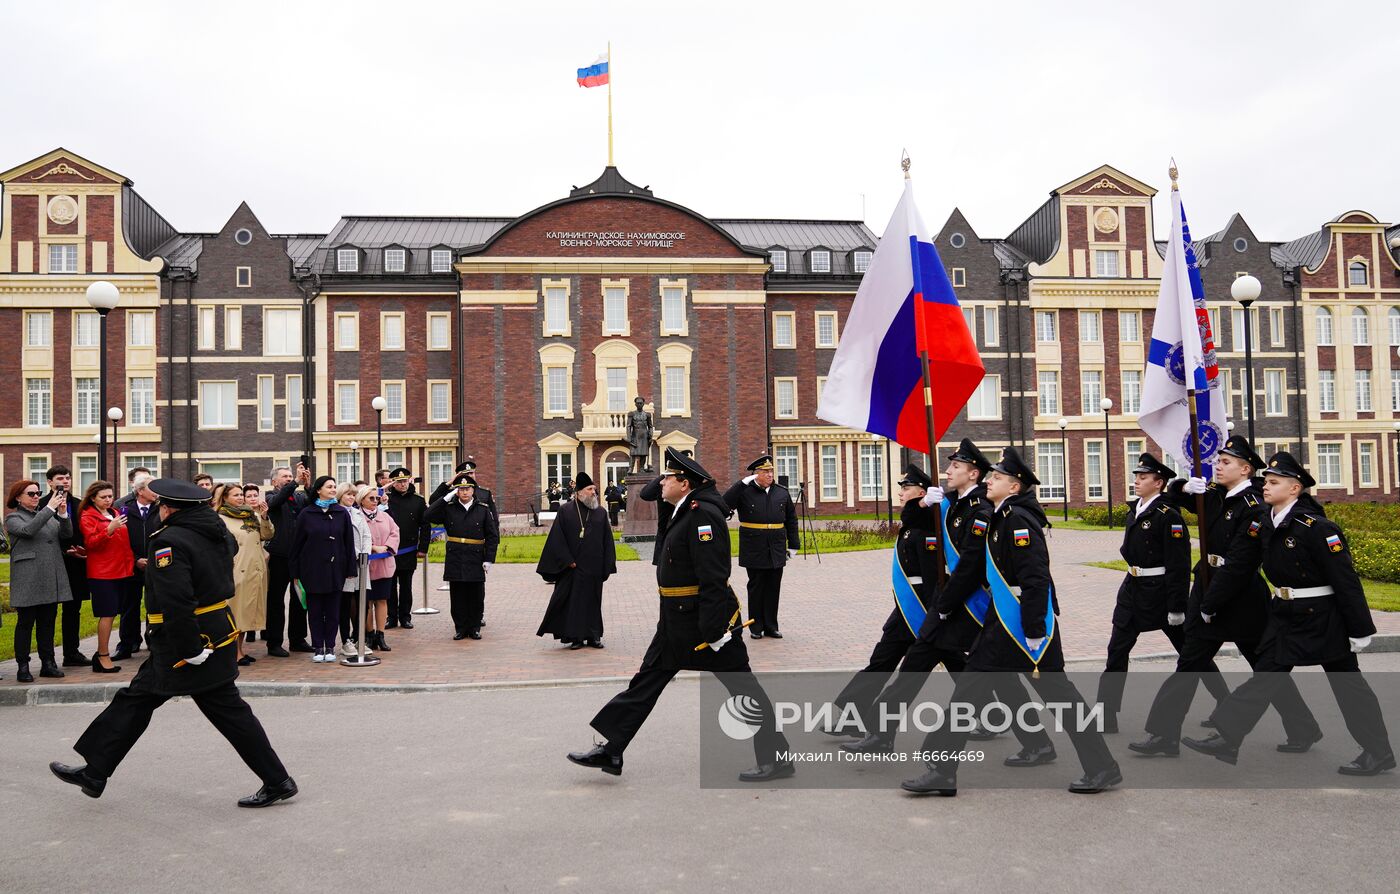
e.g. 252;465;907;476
399;618;414;630
289;641;314;654
901;768;957;796
1068;763;1123;794
1276;731;1323;753
1004;745;1057;767
750;630;763;639
385;618;398;629
842;734;894;754
39;661;65;679
569;642;586;650
16;664;34;683
1128;734;1180;757
238;777;298;808
966;724;1003;741
466;632;482;640
588;640;605;649
453;632;468;641
63;652;89;667
820;723;863;739
110;649;133;662
567;745;623;776
1338;751;1396;776
266;645;290;658
237;655;254;667
766;630;784;639
1182;733;1239;765
739;761;796;782
1199;717;1217;729
50;762;106;798
90;654;122;674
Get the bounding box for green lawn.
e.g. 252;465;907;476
1085;556;1400;612
428;532;640;564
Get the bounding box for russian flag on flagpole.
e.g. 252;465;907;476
1139;179;1229;471
577;54;609;88
817;178;984;454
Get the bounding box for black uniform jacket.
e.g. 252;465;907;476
1112;496;1191;631
140;505;240;696
928;485;994;651
1259;500;1375;666
425;495;500;583
429;481;498;522
722;479;800;569
1164;478;1271;643
872;499;943;642
968;493;1063;673
386;484;431;572
645;485;751;673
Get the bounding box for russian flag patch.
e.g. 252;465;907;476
1170;523;1185;539
697;524;713;542
1013;528;1031;547
1247;521;1261;538
971;518;988;537
154;546;173;568
1326;534;1343;553
925;535;939;551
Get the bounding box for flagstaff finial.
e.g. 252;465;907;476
1169;158;1179;191
901;149;911;180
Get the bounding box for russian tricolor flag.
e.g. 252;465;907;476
817;179;984;455
577;55;609;88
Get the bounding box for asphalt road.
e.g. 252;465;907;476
5;656;1400;893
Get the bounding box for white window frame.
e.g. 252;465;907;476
853;251;873;274
542;279;572;337
774;445;800;485
285;375;303;431
1348;260;1369;287
1122;369;1142;414
337;248;359;273
1356;369;1373;412
1315;443;1342;488
1315;307;1334;346
1085;439;1106;501
1119;310;1141;344
1230;307;1259;352
75;377;100;426
427;451;454;493
428;380;452;423
48;243;78;274
225;306;242;350
200;460;243;484
1264;368;1286;416
951;268;967;288
25;455;52;483
772;311;796;349
1389;307;1400;346
769;250;787;273
604;367;629;412
1270;306;1286;347
384;248;406;273
774;378;798;419
257;375;275;432
858;443;885;500
1358;441;1376;487
236;266;252;288
602;280;630;336
814;311;839;349
1036;443;1065;501
382;380;406;424
659;279;688;336
1318;369;1337;412
1081;369;1103;412
25;311;52;347
335;381;360;425
820;444;841;501
430;249;452;274
1079;310;1102;343
75;454;98;493
1093;250;1119;277
1392;369;1400;413
1035;310;1057;343
810;250;831;274
1351;307;1371;346
544;367;571;418
983;306;1001;346
129;377;155;426
427;312;452;350
263;307;302;356
26;377;52;427
196;306;217;350
662;365;688;415
1038;370;1060;416
74;311;100;347
198;380;238;430
967;375;1001;421
381;312;405;351
334;312;359;351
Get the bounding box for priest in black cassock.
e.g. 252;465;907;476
535;473;617;649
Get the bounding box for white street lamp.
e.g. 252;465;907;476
86;281;121;480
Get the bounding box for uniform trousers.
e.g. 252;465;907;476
263;555;308;649
1096;623;1231;718
1144;635;1320;742
389;559;418;624
591;665;790;765
745;567;785;634
1213;652;1392;757
449;581;485;635
831;621;917;726
13;603;59;663
75;673;287;785
117;576;145;653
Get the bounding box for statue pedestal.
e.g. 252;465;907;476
621;475;659;542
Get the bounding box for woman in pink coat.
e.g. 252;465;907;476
360;486;400;652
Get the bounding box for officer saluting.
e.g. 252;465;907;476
1183;452;1394;775
568;447;794;782
723;454;800;639
50;479;297;808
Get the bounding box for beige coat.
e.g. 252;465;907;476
219;511;274;631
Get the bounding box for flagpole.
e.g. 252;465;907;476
1172;162;1211;587
607;42;614;167
904;152;946;588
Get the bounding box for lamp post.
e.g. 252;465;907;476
1231;274;1262;445
1057;417;1069;522
371;395;387;483
107;407;123;479
349;441;359;483
1100;397;1114;529
85;281;121;482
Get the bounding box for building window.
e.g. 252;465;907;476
859;443;885;500
382;313;405;351
1315;307;1334;346
199;461;242;484
76;455;98;493
336;382;359;425
26;378;52;426
1036;443;1065;501
264;308;302;356
1265;369;1285;416
75;377;100;426
1124;438;1145;490
816;376;827;406
337;248;359;272
222;306;241;350
129;377;155;426
124;455;159;480
383;381;405;423
197;306;217;350
1035;310;1057;342
772;311;796;349
1356;369;1373;412
286;375;303;431
1270;307;1286;347
1038;371;1060;416
810;250;831;274
546;367;569;415
1230;307;1258;352
820;445;840;500
546;452;574;490
26;456;51;482
775;445;799;485
430;249;452;273
967;376;1001;420
1085;441;1105;500
236;266;251;288
1079;310;1102;343
775;378;798;419
1094;250;1119;277
129;310;155;347
428;381;451;423
853;250;872;274
949;233;966;249
199;381;237;429
605;367;628;412
1389;307;1400;346
1318;369;1336;412
815;311;838;348
983;306;1000;346
428;450;454;493
334;313;358;350
384;248;406;273
603;284;628;334
951;268;966;288
544;283;570;336
1316;443;1342;487
1359;442;1376;487
1352;307;1370;346
1122;369;1142;414
769;250;787;273
663;366;687;414
1392;369;1400;413
74;311;100;347
1348;261;1368;286
235;228;253;245
660;282;687;335
1207;308;1222;348
49;244;78;273
26;311;52;347
427;312;451;350
334;452;356;485
383;450;406;472
257;375;275;432
1081;370;1103;411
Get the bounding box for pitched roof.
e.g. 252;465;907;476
323;216;512;249
153;234;205;272
1271;228;1328;269
713;220;877;276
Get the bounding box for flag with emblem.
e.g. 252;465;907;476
1013;527;1030;547
1326;533;1343;553
154;546;173;568
697;524;713;542
971;518;988;537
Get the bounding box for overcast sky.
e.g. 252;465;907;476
3;0;1395;244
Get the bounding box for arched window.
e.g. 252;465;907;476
1352;307;1371;345
1315;306;1334;346
1348;261;1368;286
1389;306;1400;346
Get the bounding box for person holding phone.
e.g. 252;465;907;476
5;480;73;681
45;465;90;667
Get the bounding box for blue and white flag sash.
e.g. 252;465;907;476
891;547;927;636
940;499;990;626
984;542;1055;666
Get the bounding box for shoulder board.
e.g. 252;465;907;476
1297;515;1316;528
968;497;980;506
1206;482;1222;492
1156;504;1171;514
1243;493;1260;507
1000;507;1013;517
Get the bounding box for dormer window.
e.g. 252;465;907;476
431;248;452;273
337;248;359;273
1349;260;1368;286
810;250;831;274
769;249;787;273
853;250;873;274
384;248;406;273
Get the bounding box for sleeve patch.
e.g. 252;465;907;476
971;518;989;537
1247;521;1261;538
697;524;714;542
1013;528;1031;548
1170;524;1185;538
154;546;174;568
1326;534;1343;553
924;536;939;551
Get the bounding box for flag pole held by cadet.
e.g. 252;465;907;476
1171;161;1213;582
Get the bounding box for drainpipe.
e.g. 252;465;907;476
295;272;320;473
1284;266;1305;460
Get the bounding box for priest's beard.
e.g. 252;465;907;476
577;493;600;511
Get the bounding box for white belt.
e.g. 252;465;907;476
1273;585;1334;601
906;576;923;585
1207;554;1226;567
1128;566;1167;577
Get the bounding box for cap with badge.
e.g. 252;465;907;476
451;473;478;489
1262;451;1316;489
746;454;775;472
1131;452;1175;479
661;446;713;486
147;478;213;508
897;464;933;489
456;459;478;474
948;438;992;477
990;446;1040;488
1219;435;1266;471
388;467;414;482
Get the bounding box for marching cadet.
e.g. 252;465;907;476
1182;452;1394;775
1131;436;1321;757
567;448;794;782
723;454;800;639
50;479;297;808
1095;453;1226;733
902;448;1122;796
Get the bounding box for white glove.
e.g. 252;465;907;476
787;549;797;559
183;648;214;666
920;486;945;507
1350;635;1373;653
743;475;756;486
1025;637;1045;652
708;631;733;652
1168;612;1185;626
482;562;493;574
938;613;950;621
1183;477;1208;495
1201;612;1214;624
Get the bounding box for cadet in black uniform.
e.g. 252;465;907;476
568;448;794;782
1096;453;1229;733
384;467;431;629
723;455;800;638
1131;436;1321;756
50;479;297;808
1183;452;1394;775
903;448;1121;796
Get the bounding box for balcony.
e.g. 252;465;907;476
577;403;654;442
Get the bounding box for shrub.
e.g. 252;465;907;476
1075;505;1131;527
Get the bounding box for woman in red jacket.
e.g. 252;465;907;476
78;481;134;673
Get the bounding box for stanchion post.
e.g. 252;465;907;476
342;554;381;667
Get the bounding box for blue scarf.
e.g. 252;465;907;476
314;498;335;509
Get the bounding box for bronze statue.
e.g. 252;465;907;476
625;397;654;473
